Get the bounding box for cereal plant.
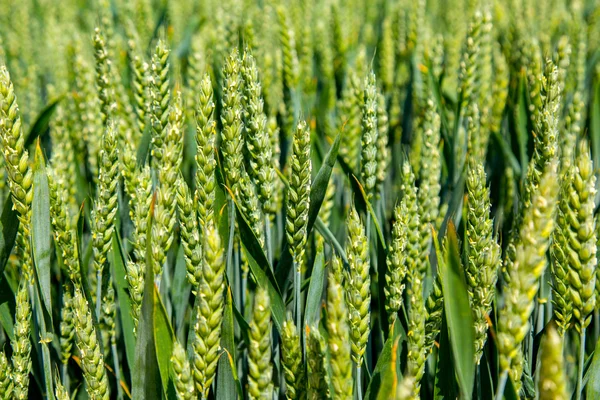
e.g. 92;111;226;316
1;0;600;399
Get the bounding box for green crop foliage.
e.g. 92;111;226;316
1;1;600;399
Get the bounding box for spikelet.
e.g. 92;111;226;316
523;60;560;211
465;157;500;361
424;273;443;352
489;45;509;134
552;141;596;334
504;59;560;282
338;71;363;171
92;27;116;127
417;96;441;275
48;168;79;281
360;72;378;200
327;257;353;399
91;121;119;315
176;177;203;288
307;327;329;399
191;221;226;398
127;166;152;326
561;89;585;171
11;284;31;400
194;73;217;227
277;7;299;138
172;341;195;400
152;94;183;274
344;207;371;366
497;162;559;389
60;289;75;369
396;375;417;400
54;375;70;400
0;350;13;399
319;178;336;228
187;34;206;102
0;65;33;280
286;120;312;269
50;103;77;210
72;287;110;400
281;317;305;399
406;248;426;396
385;165;424;328
375;91;389;198
149;39;171;168
241;51;276;217
458;11;484;112
330;3;346;93
537;323;568;400
69;41;103;178
555;36;571;96
378;16;394;93
247;288;274;400
220;50;245;189
127;32;150;140
385;199;408;325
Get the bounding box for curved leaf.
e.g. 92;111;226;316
25;95;63;148
304;242;325;326
32;142;52;318
587;337;600;398
366;320;404;400
154;283;174;395
434;222;475;400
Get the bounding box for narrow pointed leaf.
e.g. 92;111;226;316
304;243;325;326
32;142;52;318
230;194;285;333
435;223;475;399
25;95;63;148
154;284;174;395
587;336;600;398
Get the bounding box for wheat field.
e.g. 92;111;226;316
0;0;600;399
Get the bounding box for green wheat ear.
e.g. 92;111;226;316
498;161;559;390
73;287;110;400
360;71;378;200
171;340;195;400
0;349;13;399
385;198;408;325
281;316;305;399
11;283;31;400
537;323;568;400
0;65;33;281
417;95;441;276
465;156;500;362
307;326;329;399
344;206;371;367
191;221;226;398
286;120;312;269
552;140;596;334
241;51;276;217
327;257;353;400
247;288;274;400
220;49;245;189
194;72;217;227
